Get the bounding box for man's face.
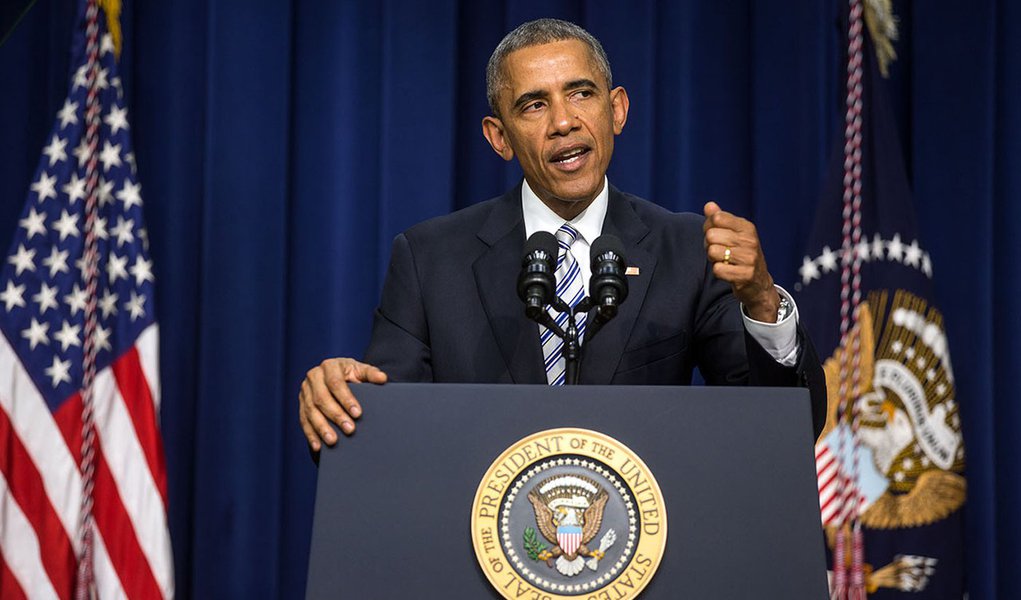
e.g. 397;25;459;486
482;39;629;219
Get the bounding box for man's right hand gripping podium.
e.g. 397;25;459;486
298;18;826;455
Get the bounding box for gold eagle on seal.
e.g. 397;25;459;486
526;474;612;577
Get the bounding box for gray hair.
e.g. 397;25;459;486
485;18;613;116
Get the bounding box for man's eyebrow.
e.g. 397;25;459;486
512;90;548;109
564;78;599;91
511;79;602;110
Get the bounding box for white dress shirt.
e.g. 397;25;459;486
520;177;800;367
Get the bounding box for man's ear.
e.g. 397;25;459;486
482;116;515;161
609;87;630;135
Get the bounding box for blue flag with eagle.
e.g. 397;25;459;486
794;2;965;598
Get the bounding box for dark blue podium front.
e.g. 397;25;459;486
306;384;827;599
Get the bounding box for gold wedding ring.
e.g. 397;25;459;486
723;247;732;265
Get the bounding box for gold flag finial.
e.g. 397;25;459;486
99;0;122;59
864;0;898;77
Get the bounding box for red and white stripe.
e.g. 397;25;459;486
558;531;582;557
0;324;173;598
816;443;867;527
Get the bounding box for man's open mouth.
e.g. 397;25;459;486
550;145;591;166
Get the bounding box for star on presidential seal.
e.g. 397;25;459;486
471;428;666;599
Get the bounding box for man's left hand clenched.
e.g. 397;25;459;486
702;201;780;323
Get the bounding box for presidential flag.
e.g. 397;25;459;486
795;2;965;598
0;1;173;597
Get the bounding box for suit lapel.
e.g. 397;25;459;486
473;186;547;384
579;187;657;384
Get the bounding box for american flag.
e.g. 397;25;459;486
0;2;173;598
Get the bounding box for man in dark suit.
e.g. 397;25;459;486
298;19;826;452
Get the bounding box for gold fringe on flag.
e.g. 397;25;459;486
99;0;122;59
864;0;898;77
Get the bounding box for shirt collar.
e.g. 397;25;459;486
521;177;608;244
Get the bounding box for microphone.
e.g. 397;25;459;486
517;232;559;320
589;235;628;321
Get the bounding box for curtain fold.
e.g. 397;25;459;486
0;0;1016;597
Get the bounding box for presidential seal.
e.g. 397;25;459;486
471;428;666;599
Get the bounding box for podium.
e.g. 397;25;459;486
306;384;827;599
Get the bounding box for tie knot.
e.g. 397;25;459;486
556;223;579;245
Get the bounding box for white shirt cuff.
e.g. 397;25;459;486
741;285;799;367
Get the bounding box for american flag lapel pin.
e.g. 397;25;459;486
625;266;640;276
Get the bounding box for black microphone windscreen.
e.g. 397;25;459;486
524;231;559;263
590;234;625;263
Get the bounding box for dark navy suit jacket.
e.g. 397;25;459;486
364;184;826;437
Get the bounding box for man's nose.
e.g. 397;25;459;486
548;98;577;136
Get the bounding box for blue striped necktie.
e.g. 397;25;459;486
542;223;587;385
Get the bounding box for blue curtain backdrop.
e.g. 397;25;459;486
0;0;1017;597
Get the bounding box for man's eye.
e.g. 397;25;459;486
523;101;545;112
572;90;593;100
